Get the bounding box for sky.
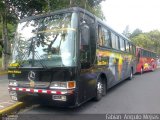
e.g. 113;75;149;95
101;0;160;33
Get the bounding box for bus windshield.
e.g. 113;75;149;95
11;12;78;68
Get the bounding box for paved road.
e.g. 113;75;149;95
18;69;160;114
0;75;8;109
1;64;160;119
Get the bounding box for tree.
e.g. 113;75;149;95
46;0;105;20
148;30;160;54
8;0;47;19
130;29;160;55
0;0;10;70
0;0;47;69
122;25;131;38
131;34;153;49
130;28;142;38
8;0;105;19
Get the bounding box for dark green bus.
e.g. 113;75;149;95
8;7;136;107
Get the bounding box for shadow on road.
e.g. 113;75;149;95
19;68;160;114
20;79;132;114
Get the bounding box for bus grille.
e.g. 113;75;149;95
18;81;50;88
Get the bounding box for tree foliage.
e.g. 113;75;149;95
42;0;105;20
130;29;160;55
0;0;12;69
130;28;142;38
3;0;105;20
122;25;131;38
8;0;47;19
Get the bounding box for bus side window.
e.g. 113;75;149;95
98;25;111;48
111;32;119;50
126;41;130;53
98;25;103;46
120;38;126;51
104;28;111;47
137;50;140;62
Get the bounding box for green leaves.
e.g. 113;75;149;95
130;29;160;55
46;0;105;20
8;0;47;19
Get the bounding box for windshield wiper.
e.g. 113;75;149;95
14;37;48;69
34;51;48;69
28;37;34;57
28;37;48;69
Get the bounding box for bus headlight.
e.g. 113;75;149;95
9;80;18;87
50;81;76;89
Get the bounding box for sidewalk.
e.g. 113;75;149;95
0;73;24;118
0;69;7;76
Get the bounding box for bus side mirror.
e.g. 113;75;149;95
80;23;90;47
80;23;91;69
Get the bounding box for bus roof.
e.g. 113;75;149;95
19;7;92;23
137;46;156;54
19;7;133;44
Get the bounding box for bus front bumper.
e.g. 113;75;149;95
8;87;77;107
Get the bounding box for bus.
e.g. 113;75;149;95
8;7;136;107
136;47;157;74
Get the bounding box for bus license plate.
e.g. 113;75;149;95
52;95;62;100
52;95;66;101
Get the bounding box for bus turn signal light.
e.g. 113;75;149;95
67;81;76;89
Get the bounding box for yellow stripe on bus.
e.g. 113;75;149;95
37;28;76;34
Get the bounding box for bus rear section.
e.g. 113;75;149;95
136;47;157;74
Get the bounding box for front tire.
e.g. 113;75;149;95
94;78;103;101
128;68;133;80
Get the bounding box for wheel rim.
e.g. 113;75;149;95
97;81;103;94
130;71;133;79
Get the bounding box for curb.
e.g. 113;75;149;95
0;102;25;118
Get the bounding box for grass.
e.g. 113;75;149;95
0;58;8;74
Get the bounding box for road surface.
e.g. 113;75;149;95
4;69;160;120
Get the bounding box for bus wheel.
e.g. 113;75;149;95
102;80;107;96
140;67;143;74
128;68;133;80
94;78;103;101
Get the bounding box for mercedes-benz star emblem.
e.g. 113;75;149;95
28;71;36;81
28;71;36;87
